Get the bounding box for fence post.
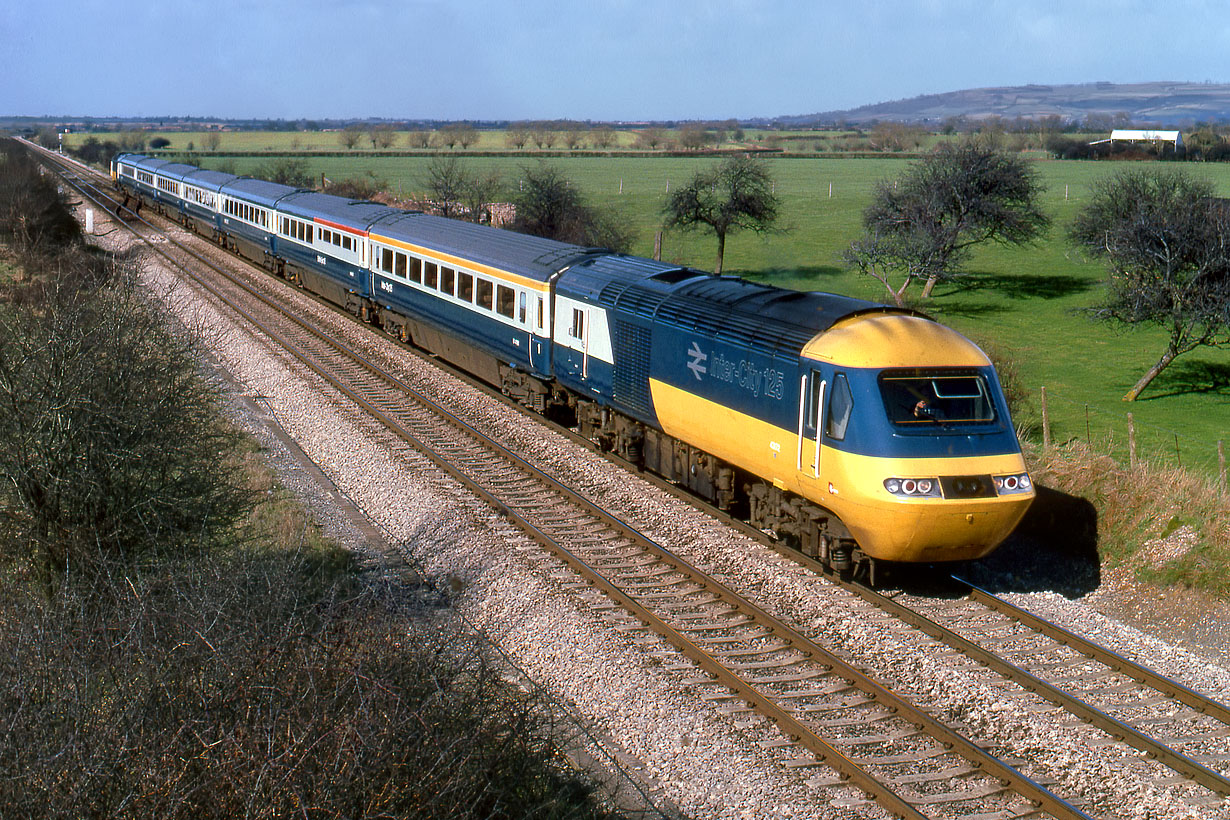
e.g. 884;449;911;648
1127;413;1136;469
1219;440;1226;494
1041;386;1050;449
653;231;662;261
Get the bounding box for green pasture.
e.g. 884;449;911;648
72;132;1229;471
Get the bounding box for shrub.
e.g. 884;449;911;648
0;264;253;593
0;140;81;253
0;545;633;820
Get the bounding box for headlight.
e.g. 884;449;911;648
884;477;942;498
993;472;1033;495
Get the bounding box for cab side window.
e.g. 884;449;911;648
826;373;853;441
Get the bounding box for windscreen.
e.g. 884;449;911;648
879;369;996;426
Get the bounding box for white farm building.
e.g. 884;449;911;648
1090;129;1184;149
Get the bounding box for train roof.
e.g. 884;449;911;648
182;168;240;190
370;212;598;284
147;161;201;181
220;178;302;208
115;154;238;190
278;191;402;231
117;154;177;174
561;254;906;358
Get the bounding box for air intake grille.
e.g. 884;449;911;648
612;320;653;418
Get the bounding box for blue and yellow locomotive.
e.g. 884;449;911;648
112;152;1034;578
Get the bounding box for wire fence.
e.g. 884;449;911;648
1037;386;1227;493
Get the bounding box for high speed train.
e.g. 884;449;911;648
113;152;1034;581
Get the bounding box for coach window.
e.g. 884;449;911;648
518;292;527;324
570;308;584;341
409;257;422;284
424;261;438;289
496;285;515;319
537;297;545;331
457;271;473;301
476;278;493;310
342;235;352;251
381;247;394;274
395;252;407;278
440;266;455;296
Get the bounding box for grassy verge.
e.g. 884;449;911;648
1028;440;1229;594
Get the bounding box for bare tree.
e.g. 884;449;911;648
420;156;468;217
635;128;665;150
677;124;710;151
661;155;781;275
844;137;1049;305
564;126;588;150
339;124;364;149
370;124;398;149
505;124;530;150
462;169;504;224
530;123;557;149
203;130;222;151
1070;168;1230;401
591;125;616;149
118;128;146;152
406;128;433;149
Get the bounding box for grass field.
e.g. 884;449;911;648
72;133;1229;474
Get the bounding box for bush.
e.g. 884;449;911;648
324;172;388;200
510;162;633;252
0;140;81;253
0;264;253;592
0;545;632;820
252;156;312;188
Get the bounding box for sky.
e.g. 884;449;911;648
3;0;1228;122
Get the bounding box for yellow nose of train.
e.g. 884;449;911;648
796;313;1034;563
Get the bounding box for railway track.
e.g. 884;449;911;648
30;142;1230;818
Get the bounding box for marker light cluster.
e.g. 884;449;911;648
883;477;942;498
993;473;1033;495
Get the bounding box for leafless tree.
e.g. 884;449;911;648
844;137;1049;305
1070;168;1230;400
511;161;631;251
661;155;781;274
338;124;364;149
635;127;664;150
505;124;530;150
591;125;617;149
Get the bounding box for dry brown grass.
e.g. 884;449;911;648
1028;440;1230;593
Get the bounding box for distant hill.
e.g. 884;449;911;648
783;82;1230;127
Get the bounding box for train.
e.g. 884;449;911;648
111;152;1035;581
